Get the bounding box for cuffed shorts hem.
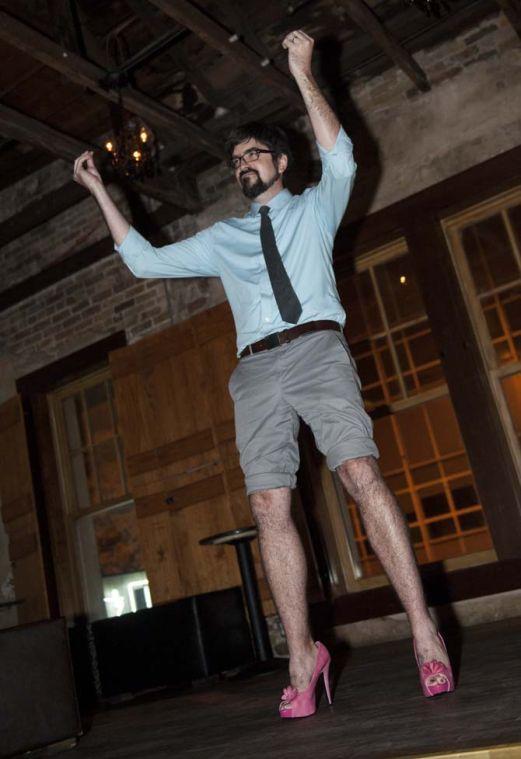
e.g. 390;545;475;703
326;438;380;471
245;472;297;496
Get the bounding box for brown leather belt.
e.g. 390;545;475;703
239;320;341;358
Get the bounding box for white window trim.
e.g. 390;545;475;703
442;185;521;486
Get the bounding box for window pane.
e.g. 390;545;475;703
93;439;125;503
85;382;113;445
481;285;521;365
63;394;88;451
501;373;521;449
339;250;443;404
93;504;143;577
56;375;130;512
339;272;383;340
394;321;444;395
71;450;98;509
461;214;519;294
338;395;493;578
375;254;425;327
77;503;150;619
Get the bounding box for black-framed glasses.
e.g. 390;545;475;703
229;148;275;170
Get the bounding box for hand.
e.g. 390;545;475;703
282;29;314;79
73;150;103;195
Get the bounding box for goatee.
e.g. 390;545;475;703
240;169;281;199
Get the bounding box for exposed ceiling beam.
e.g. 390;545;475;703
0;104;201;212
0;149;53;193
0;9;224;159
335;0;430;92
124;0;223;109
496;0;521;38
0;103;87;161
146;0;304;109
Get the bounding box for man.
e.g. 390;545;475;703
74;29;454;717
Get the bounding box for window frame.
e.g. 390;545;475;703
320;238;497;595
48;365;137;618
442;186;521;485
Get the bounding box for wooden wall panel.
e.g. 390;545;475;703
192;302;275;614
109;316;241;603
0;395;49;623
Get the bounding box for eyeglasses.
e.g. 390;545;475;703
229;148;275;171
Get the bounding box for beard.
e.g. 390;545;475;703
239;167;281;199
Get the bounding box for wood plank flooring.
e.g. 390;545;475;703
72;617;521;759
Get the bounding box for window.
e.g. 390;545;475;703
329;241;495;588
444;188;521;461
49;368;150;620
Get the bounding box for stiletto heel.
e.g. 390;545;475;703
279;641;332;719
323;661;332;705
414;632;455;698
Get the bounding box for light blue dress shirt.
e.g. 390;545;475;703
115;126;356;356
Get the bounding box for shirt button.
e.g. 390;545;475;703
264;317;270;322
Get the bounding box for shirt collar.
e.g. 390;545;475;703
247;187;293;217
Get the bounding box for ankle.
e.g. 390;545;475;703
411;618;438;641
288;639;316;663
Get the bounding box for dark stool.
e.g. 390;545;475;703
200;526;274;664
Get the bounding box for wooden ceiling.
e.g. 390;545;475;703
0;0;507;201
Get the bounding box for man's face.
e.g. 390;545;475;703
232;138;286;199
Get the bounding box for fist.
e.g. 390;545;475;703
282;30;314;78
73;150;103;195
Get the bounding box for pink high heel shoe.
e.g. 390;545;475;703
279;641;332;719
414;632;455;698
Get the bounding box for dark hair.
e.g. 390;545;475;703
224;122;293;168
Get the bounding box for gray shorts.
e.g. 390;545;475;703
228;329;380;495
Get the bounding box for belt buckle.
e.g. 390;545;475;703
278;329;291;345
264;333;280;350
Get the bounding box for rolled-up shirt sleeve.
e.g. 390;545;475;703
114;225;220;278
311;126;357;238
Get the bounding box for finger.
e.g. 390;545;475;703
73;150;90;174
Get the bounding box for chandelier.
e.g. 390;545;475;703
104;73;159;180
105;115;158;180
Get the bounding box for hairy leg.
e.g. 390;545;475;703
250;487;317;702
337;456;449;666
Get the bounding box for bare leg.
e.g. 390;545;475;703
336;456;449;667
249;487;317;706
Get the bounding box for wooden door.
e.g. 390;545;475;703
0;396;49;623
109;317;241;603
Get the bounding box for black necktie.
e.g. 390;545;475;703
259;205;302;324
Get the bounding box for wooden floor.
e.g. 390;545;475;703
72;617;521;759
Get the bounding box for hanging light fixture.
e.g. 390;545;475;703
103;64;159;180
104;112;158;180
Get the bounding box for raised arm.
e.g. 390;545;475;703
282;31;340;150
73;150;129;246
71;150;219;279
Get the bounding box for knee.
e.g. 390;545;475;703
249;488;291;530
336;456;382;502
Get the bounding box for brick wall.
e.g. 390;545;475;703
0;12;519;390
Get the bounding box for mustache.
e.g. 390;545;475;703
240;169;259;179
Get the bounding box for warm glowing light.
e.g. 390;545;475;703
400;275;407;284
140;128;148;143
105;141;114;152
132;150;142;161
